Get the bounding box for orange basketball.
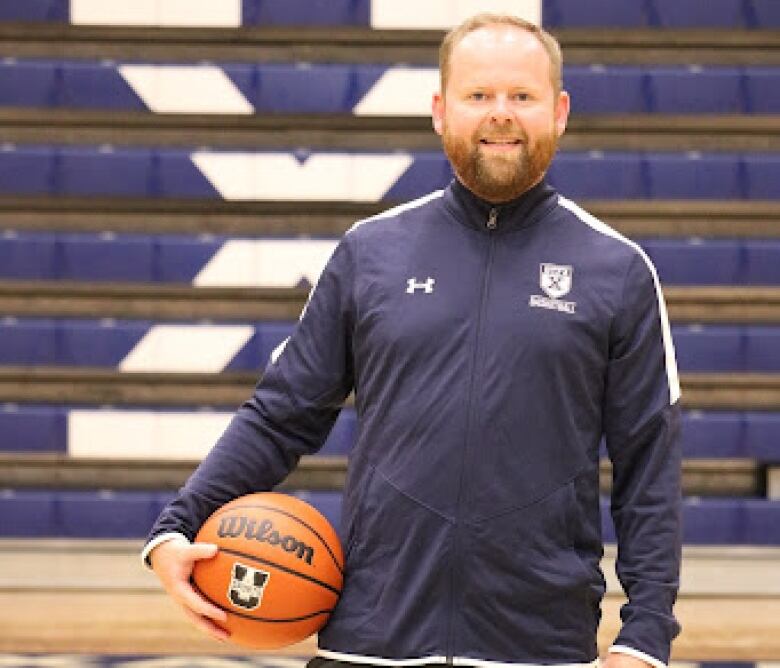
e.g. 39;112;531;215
192;492;343;649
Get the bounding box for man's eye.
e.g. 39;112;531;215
513;93;530;101
470;92;487;101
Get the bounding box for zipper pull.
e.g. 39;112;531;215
487;207;498;230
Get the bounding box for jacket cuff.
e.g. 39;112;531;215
609;645;666;668
140;532;189;569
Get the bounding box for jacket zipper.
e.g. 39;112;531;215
446;206;498;664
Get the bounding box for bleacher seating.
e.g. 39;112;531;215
2;318;780;371
2;404;779;461
2;487;778;545
2;0;779;29
2;146;780;201
0;0;779;650
3;60;780;115
1;234;779;285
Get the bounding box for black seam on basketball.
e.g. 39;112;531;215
218;546;341;596
192;580;333;623
211;501;344;575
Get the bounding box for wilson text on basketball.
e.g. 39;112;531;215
218;515;315;564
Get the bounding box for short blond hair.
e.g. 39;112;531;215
439;13;563;95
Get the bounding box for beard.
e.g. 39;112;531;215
442;121;559;203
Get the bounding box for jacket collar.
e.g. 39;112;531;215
442;177;558;234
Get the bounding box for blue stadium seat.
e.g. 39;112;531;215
155;235;224;282
744;155;780;199
601;497;780;545
750;0;780;27
682;411;744;458
57;318;148;366
0;231;56;279
641;239;744;285
243;0;369;27
564;66;647;114
60;61;145;110
254;64;354;113
59;232;155;281
0;146;54;195
543;0;648;27
59;490;159;538
744;68;780;113
746;327;780;372
648;67;744;114
652;0;748;28
0;404;67;452
0;0;67;21
0;490;58;536
746;413;780;461
58;147;154;196
645;153;743;200
0;317;57;365
745;241;780;284
550;152;645;199
672;325;745;372
0;59;57;107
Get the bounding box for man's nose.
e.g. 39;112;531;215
489;96;513;122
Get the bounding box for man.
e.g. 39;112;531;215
144;13;682;668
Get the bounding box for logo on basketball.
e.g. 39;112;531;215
228;562;270;610
217;514;315;565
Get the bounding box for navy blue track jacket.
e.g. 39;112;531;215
145;179;682;668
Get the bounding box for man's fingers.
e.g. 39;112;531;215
182;606;230;642
174;580;228;622
189;542;219;558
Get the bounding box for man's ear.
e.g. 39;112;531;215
555;90;570;138
432;92;444;136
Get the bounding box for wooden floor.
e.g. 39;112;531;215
1;540;779;659
2;591;780;659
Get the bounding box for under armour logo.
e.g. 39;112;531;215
406;277;435;294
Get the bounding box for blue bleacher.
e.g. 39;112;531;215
1;233;779;284
647;67;744;114
0;317;296;370
1;405;778;462
3;0;778;29
0;404;357;455
4;61;780;115
1;488;777;544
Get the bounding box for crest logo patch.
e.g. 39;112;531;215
540;263;573;299
228;562;270;610
529;263;577;314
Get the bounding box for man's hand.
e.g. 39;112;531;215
602;653;656;668
150;538;230;642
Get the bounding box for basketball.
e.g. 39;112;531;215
191;492;344;649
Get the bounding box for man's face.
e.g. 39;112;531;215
432;25;570;203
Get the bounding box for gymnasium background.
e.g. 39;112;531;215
0;0;778;666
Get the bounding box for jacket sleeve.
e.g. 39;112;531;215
143;235;356;546
603;252;683;667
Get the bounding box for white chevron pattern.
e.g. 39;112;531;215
353;68;439;116
70;0;242;27
369;0;540;28
68;410;232;459
118;65;253;114
118;325;255;373
190;151;413;201
193;239;337;288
